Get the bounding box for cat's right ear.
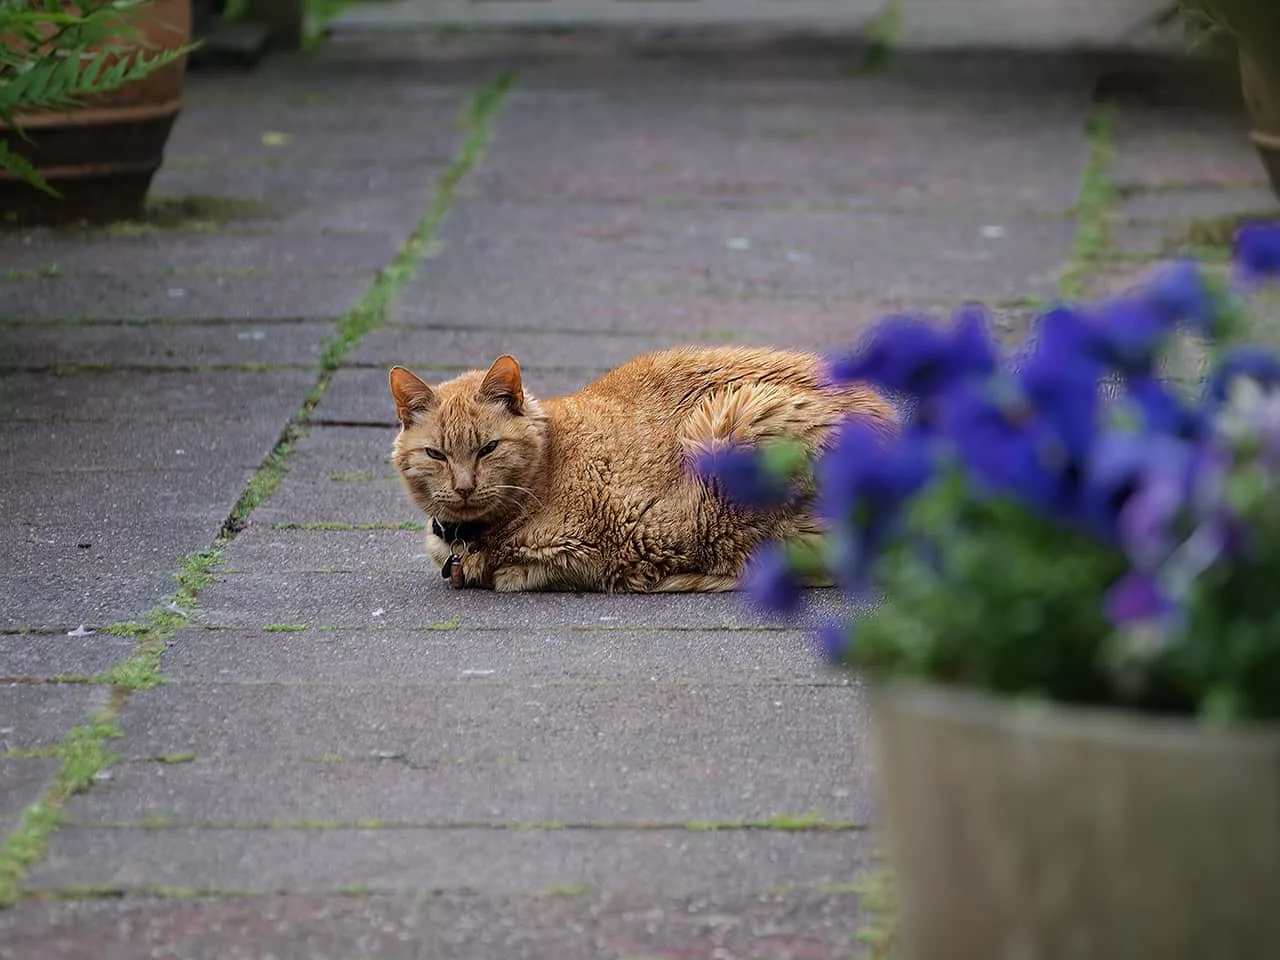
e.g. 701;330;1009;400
389;366;436;428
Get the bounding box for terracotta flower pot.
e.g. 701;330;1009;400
1241;44;1280;202
0;0;191;225
873;682;1280;960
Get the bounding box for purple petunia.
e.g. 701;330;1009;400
1207;345;1280;402
815;418;933;523
696;447;791;509
1234;221;1280;283
743;543;803;615
827;307;995;401
1105;571;1173;627
1087;297;1176;375
1144;259;1216;334
816;620;853;664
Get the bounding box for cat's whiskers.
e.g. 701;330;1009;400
489;484;543;508
473;484;542;524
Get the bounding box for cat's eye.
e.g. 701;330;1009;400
477;440;500;459
423;447;447;461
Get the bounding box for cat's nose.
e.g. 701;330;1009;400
455;485;474;501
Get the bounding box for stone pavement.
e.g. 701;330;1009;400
1;30;1274;959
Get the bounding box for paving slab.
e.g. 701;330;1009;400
0;685;113;751
2;361;317;628
63;749;871;826
349;325;691;374
160;626;823;683
161;99;464;158
0;572;180;633
3;421;293;474
218;527;431;574
0;758;59;831
1116;184;1279;224
105;682;866;763
473;81;1091;211
1111;102;1267;189
194;571;847;630
28;825;873;896
152;161;453;213
394;200;1072;316
0;888;875;960
0;516;221;577
0;321;334;368
253;479;424;527
0;634;137;679
0;274;364;322
0;369;316;423
0;230;399;276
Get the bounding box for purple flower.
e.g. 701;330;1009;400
1118;471;1188;570
1125;375;1204;440
827;309;994;401
816;419;933;523
1207;345;1280;402
744;544;803;614
1031;305;1102;361
939;380;1091;522
1088;431;1193;563
697;447;791;508
1234;221;1280;282
1018;349;1102;461
949;303;999;380
816;620;853;664
1088;297;1175;375
1105;571;1173;627
1144;259;1215;333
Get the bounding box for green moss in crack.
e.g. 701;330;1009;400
222;431;300;537
264;623;308;633
103;195;269;235
1061;103;1118;299
157;752;196;764
329;471;374;482
0;710;123;906
536;884;589;897
851;866;898;958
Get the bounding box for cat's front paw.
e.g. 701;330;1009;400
425;528;453;568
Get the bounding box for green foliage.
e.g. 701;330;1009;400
855;470;1131;708
0;0;195;193
1158;1;1280;54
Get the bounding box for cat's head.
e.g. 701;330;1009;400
389;355;548;524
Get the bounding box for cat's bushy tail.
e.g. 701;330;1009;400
677;379;896;462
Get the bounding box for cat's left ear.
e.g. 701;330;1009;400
479;354;524;414
389;366;437;427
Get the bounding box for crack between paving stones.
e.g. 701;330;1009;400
0;70;517;910
20;879;873;903
57;820;869;833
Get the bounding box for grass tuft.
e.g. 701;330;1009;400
1061;102;1118;299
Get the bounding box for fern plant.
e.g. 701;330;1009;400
0;0;192;195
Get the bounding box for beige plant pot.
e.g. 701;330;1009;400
873;682;1280;960
1241;44;1280;202
0;0;191;224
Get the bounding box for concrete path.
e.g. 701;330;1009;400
1;31;1272;959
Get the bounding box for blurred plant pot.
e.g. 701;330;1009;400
1241;44;1280;201
0;0;191;225
873;682;1280;960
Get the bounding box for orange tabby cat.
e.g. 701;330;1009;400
389;346;896;593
